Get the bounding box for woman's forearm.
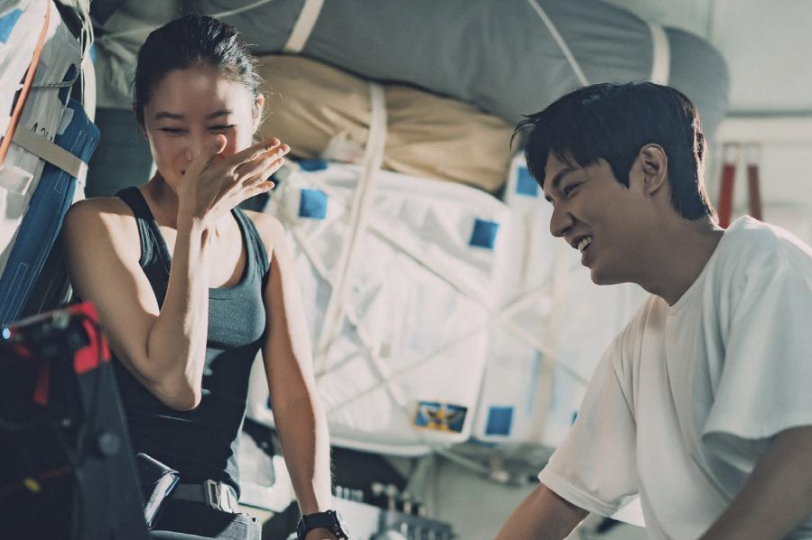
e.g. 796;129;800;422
272;390;333;514
142;216;212;409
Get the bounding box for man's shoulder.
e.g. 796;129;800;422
715;216;812;278
722;216;811;258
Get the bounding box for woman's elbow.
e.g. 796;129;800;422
151;379;202;411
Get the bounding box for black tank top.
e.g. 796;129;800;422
113;187;270;495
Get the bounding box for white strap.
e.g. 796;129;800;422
283;0;324;53
316;83;388;368
12;128;87;179
526;0;589;86
647;22;670;85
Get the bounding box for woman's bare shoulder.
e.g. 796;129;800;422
64;195;138;246
243;209;286;250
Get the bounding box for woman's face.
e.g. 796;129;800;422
142;64;263;191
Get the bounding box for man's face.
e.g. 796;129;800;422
542;151;650;285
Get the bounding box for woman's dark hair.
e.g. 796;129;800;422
515;82;714;220
133;14;261;127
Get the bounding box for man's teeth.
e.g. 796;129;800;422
577;237;592;253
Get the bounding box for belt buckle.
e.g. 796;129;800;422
205;479;236;513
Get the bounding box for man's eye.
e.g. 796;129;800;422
210;125;235;132
563;183;580;196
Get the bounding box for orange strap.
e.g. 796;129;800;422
0;1;52;168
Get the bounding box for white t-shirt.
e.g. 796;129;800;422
538;216;812;540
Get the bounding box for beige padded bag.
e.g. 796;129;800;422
256;55;512;193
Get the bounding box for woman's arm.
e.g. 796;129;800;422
254;213;335;527
65;136;284;410
64;194;212;410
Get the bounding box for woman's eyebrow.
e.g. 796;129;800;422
153;110;233;121
206;110;233;119
154;111;184;121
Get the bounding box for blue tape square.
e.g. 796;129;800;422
469;218;500;250
298;188;328;220
0;9;23;43
298;158;328;172
515;165;539;197
485;406;514;436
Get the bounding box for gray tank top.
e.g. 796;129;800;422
113;186;270;495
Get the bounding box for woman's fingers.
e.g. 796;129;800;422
235;144;288;183
227;137;283;169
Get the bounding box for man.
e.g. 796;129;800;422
496;82;812;540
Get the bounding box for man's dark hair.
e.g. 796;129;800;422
133;14;261;127
515;82;714;220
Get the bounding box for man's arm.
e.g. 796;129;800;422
495;483;589;540
700;426;812;540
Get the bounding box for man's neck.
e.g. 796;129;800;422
638;216;725;306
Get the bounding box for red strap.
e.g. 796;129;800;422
73;317;110;374
745;145;762;221
717;145;738;228
11;342;50;406
0;1;51;167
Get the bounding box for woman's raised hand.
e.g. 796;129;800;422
177;135;289;229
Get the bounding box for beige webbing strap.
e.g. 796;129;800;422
12;127;86;179
648;22;671;85
283;0;325;53
315;83;388;371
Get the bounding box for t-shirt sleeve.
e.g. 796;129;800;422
702;258;812;470
538;334;639;517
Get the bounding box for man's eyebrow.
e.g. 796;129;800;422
543;166;575;203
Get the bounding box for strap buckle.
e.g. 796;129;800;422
204;479;237;512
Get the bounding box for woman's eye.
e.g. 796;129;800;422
210;125;235;132
159;128;185;135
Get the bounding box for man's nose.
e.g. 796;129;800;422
549;205;573;238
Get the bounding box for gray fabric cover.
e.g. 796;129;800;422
202;0;729;134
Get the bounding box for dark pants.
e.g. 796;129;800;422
149;499;261;540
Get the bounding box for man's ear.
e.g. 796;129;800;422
639;144;668;196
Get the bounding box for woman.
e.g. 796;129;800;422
64;15;346;540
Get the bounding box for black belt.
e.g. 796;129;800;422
169;480;239;513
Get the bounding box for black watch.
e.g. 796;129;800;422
296;509;350;539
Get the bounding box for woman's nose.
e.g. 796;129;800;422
187;133;223;161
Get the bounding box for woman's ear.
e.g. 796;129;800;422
639;144;668;196
132;106;148;140
252;93;266;132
